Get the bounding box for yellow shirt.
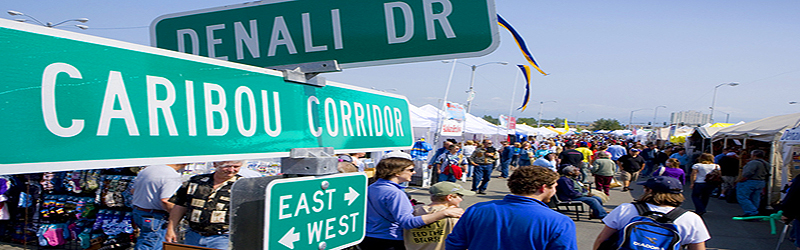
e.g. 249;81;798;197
403;205;459;250
575;147;593;163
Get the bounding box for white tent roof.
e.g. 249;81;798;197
409;104;437;128
418;104;504;135
515;124;559;138
712;113;800;142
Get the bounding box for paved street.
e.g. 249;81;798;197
407;171;796;250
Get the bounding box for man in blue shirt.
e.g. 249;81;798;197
606;141;628;161
446;166;578;250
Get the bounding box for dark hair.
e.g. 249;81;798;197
375;158;413;180
507;166;558;195
751;149;766;159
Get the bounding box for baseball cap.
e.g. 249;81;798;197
579;141;588;147
637;176;682;194
430;182;476;196
631;148;641;152
381;151;412;160
726;152;737;156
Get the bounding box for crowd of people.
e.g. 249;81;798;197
361;133;800;250
124;133;798;250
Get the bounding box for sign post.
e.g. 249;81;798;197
0;19;413;174
264;173;367;250
151;0;498;68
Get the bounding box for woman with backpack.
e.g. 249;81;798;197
593;176;710;250
690;153;721;216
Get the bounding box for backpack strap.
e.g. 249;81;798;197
658;207;688;223
632;201;651;216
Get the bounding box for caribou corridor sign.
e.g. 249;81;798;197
151;0;499;68
0;19;413;174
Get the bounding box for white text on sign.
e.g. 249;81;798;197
41;62;406;139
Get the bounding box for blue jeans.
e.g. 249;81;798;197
184;230;230;250
573;196;607;218
472;164;493;191
642;161;655;176
691;182;715;214
132;209;169;250
466;165;475;178
439;173;456;182
736;180;765;216
499;159;511;178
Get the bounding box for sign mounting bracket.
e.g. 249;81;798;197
268;60;342;87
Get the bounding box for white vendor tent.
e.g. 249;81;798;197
712;112;800;205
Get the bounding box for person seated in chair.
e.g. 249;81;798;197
556;165;608;219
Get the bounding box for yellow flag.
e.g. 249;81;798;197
564;118;569;130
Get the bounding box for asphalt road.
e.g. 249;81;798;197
406;171;797;250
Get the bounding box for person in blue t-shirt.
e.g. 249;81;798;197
446;166;577;250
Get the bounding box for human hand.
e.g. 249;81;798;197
442;207;465;218
165;229;178;243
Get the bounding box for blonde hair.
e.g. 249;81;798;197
666;158;681;168
637;189;685;207
698;153;714;164
465;140;475;146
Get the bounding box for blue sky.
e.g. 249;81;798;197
5;0;800;125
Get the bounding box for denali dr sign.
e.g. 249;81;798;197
0;19;413;175
151;0;498;68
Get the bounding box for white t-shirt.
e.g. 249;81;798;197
131;165;183;211
462;145;477;157
692;163;720;183
602;203;710;246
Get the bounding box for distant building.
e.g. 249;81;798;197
670;110;710;126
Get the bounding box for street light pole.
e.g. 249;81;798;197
537;100;557;127
653;105;666;127
8;10;89;29
443;60;508;113
629;108;651;130
710;82;739;123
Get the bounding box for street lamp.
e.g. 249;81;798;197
629;108;651;129
537;100;557;127
7;10;89;29
710;82;739;123
715;110;731;123
653;105;666;128
442;60;508;113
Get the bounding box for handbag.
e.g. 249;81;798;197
609;178;622;188
705;169;723;186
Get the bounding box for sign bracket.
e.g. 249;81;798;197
268;60;342;87
280;147;339;176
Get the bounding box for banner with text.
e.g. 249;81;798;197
441;102;465;136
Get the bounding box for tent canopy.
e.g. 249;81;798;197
712;113;800;142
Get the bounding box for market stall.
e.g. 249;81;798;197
711;113;800;205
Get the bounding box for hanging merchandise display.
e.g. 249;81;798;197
0;158;283;249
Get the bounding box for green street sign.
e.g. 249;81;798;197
0;19;413;175
151;0;499;68
265;173;367;250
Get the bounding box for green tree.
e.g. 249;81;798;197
591;118;624;131
482;115;499;125
516;117;537;126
